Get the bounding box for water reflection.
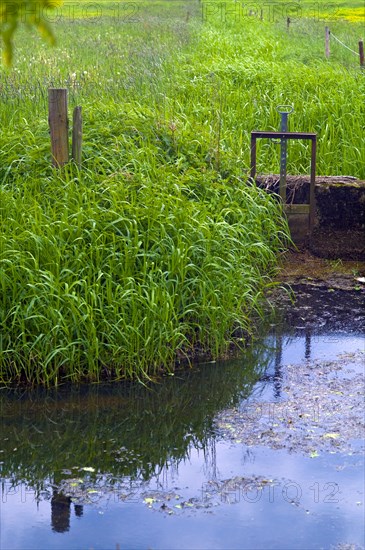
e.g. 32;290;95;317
264;333;284;399
51;490;83;533
0;285;364;541
0;342;271;529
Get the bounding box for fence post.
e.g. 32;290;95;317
72;106;83;168
48;88;69;167
359;40;364;67
325;26;330;58
286;17;290;31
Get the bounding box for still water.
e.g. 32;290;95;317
1;287;364;549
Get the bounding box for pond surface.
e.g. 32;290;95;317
1;287;364;550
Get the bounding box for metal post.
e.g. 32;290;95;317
277;105;293;202
309;135;317;229
250;130;317;236
250;133;257;180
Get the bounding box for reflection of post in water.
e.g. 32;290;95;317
202;438;218;481
74;504;83;517
274;334;283;399
305;329;311;361
51;489;84;533
51;490;72;533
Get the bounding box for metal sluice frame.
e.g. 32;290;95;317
250;131;317;230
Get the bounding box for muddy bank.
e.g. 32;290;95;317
214;255;365;460
276;248;365;290
256;175;365;259
257;175;365;230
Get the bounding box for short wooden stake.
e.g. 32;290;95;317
325;26;330;58
48;88;69;167
359;40;364;67
72;106;83;168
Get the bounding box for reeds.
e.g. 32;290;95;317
0;167;289;385
1;1;362;385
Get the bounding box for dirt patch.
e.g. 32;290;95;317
277;248;365;290
310;227;365;260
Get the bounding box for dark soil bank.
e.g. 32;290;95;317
256;175;365;259
216;279;364;458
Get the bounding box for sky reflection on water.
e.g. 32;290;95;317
1;291;364;549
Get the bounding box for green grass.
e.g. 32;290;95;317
0;165;288;385
0;0;363;385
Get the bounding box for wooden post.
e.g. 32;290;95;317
325;26;330;58
286;17;290;31
359;40;364;67
72;106;83;168
48;88;69;167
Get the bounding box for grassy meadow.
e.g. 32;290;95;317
0;0;364;385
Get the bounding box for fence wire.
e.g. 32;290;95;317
330;32;359;56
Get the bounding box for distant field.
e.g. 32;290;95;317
1;0;364;177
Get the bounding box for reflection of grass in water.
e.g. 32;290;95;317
0;343;271;488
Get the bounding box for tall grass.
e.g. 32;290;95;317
0;1;363;385
0;167;288;385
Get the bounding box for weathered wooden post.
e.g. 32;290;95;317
72;106;83;168
48;88;69;167
325;26;330;58
359;40;364;67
